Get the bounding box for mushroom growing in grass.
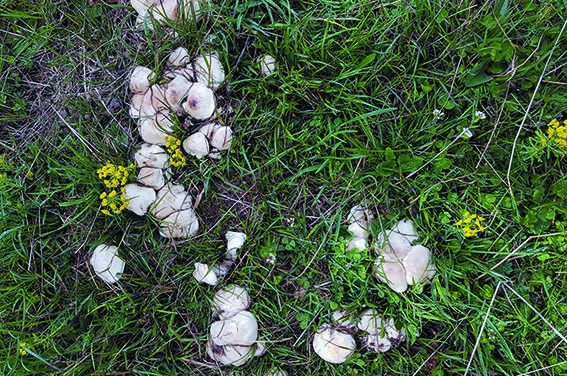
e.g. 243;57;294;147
357;309;406;353
346;205;374;251
159;208;199;238
134;143;169;169
373;220;436;293
129;65;154;94
193;232;246;285
90;244;125;284
313;323;356;364
209;125;233;151
258;55;277;77
151;183;193;219
139;84;168;118
182;132;209;159
136;166;165;190
168;47;190;67
212;284;251;319
123;183;157;215
210;310;258;346
182;82;215;120
139;111;174;145
193;51;226;89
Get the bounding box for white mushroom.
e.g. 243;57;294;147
182;132;209;159
212;285;251;318
193;262;219;285
206;340;255;366
374;257;408;293
151;183;193;219
403;245;435;286
131;0;155;16
165;75;192;111
193;51;226;89
198;122;219;138
123;183;157;216
210;310;258;346
209;125;233;151
168;47;190;66
193;232;246;285
129;93;145;119
312;324;356;364
139;84;168;117
89;244;125;284
134;143;169;169
357;310;406;353
159;208;199;238
138;112;174;146
346;205;374;251
129;66;154;94
182;82;215;120
136;166;165;190
148;0;178;23
259;55;277;77
331;310;356;329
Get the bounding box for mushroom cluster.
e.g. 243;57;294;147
356;309;406;353
207;285;266;366
131;0;203;28
90;244;125;283
129;47;233;158
193;231;246;285
374;220;436;293
345;205;374;251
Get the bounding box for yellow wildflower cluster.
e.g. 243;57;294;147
545;119;567;148
19;342;27;356
99;188;129;215
455;212;486;237
97;162;134;216
166;136;186;168
97;161;135;189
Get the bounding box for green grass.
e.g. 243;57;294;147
1;0;567;374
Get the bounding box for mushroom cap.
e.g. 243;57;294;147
136;166;165;190
374;256;408;293
168;47;190;67
139;112;174;146
393;219;419;244
165;75;192;111
151;183;193;219
356;309;384;335
346;237;367;252
382;230;412;260
403;245;434;286
182;82;215;120
226;231;246;250
193;263;219;285
363;317;406;353
149;0;178;22
129;66;154;94
198;122;219;138
123;183;157;216
182;132;209;159
89;244;125;284
331;310;356;329
312;324;356;364
140;84;168;117
131;0;155;15
159;208;199;238
134;143;169;169
193;51;226;89
210;125;233;151
210;310;258;346
206;340;254;366
259;55;277;77
212;285;251;318
129;93;145;119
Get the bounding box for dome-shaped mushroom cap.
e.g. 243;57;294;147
136;166;165;190
210;310;258;346
346;237;367;252
331;310;356;329
140;84;168;117
206;340;254;366
148;0;179;22
182;82;215;120
151;183;193;219
383;230;412;260
123;183;157;216
226;231;246;250
89;244;125;284
129;66;154;94
182;132;209;159
129;93;145;119
165;75;192;111
393;219;419;244
259;55;277;77
357;309;385;334
198;122;219;138
210;125;233;151
374;257;408;293
159;208;199;238
363;316;406;353
403;245;434;286
312;324;356;364
193;51;226;89
134;143;169;169
193;263;219;285
212;285;251;318
168;47;190;67
138;112;174;146
131;0;155;15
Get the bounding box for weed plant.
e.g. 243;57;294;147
1;0;567;375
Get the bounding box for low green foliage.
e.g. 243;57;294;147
1;0;567;375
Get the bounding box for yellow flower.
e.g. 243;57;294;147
455;212;486;237
102;209;111;215
19;342;27;356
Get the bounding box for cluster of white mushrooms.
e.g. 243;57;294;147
193;231;246;285
346;205;436;293
207;285;266;366
131;0;203;28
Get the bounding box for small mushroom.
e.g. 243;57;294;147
89;244;125;284
165;75;192;112
331;310;356;329
209;125;233;151
193;51;226;89
193;263;219;285
136;166;165;190
131;0;155;16
357;309;406;353
346;205;374;251
134;143;169;169
139;111;174;146
206;340;255;366
210;310;258;346
198;122;219;138
212;285;251;319
403;245;435;286
151;183;193;219
123;183;157;215
129;93;145;119
312;324;356;364
129;66;154;94
159;208;199;238
373;257;408;293
182;132;209;159
193;231;247;285
148;0;178;23
168;47;190;66
259;55;277;77
139;84;168;117
182;82;215;120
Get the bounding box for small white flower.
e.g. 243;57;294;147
433;109;444;119
474;110;486;121
462;128;473;138
266;253;276;264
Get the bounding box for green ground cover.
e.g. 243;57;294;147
1;0;567;374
